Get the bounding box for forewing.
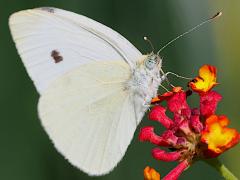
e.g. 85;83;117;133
9;8;142;93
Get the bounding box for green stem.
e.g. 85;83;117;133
204;158;239;180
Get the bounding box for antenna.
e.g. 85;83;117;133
144;36;155;52
157;11;222;55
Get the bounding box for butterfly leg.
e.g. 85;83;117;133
165;72;192;80
160;69;174;88
161;70;192;87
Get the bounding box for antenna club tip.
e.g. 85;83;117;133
210;11;223;19
218;11;223;17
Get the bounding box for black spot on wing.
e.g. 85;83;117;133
39;7;55;13
51;50;63;63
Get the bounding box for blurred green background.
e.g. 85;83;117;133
0;0;239;179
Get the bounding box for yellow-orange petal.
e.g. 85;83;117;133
189;65;218;93
201;115;240;154
144;166;161;180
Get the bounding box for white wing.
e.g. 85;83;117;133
38;60;141;175
9;8;142;93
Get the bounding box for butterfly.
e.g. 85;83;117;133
9;7;168;176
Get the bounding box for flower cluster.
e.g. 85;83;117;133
140;65;240;180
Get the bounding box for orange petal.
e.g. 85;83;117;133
151;96;162;104
144;166;161;180
189;65;218;93
201;115;240;154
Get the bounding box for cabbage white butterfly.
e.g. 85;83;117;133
9;7;221;176
9;7;165;175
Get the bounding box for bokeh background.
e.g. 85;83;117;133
0;0;239;179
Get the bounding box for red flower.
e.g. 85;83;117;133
140;64;239;180
151;87;183;104
162;160;189;180
200;91;222;117
149;106;173;129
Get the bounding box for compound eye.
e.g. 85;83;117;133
145;58;156;70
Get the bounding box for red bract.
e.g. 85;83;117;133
162;160;189;180
200;91;222;117
167;91;190;114
139;65;240;180
149;106;173;129
151;87;183;104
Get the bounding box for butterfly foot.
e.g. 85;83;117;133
142;103;151;111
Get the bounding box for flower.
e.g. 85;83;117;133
161;160;189;180
201;115;240;155
188;65;218;93
200;91;222;117
140;65;240;179
149;106;173;129
144;166;160;180
151;87;183;104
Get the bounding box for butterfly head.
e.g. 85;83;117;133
143;37;162;70
144;53;162;70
